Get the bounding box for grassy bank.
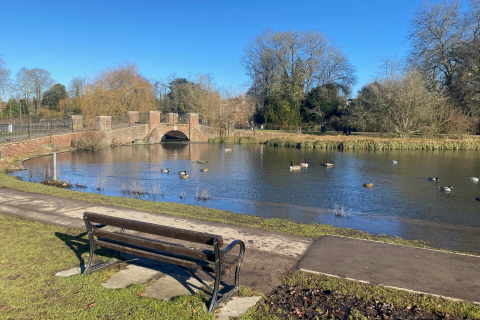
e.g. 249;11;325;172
210;133;480;150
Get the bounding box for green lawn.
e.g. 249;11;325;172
0;213;215;320
2;213;480;320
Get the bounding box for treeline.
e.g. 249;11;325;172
0;60;253;133
241;29;355;130
242;1;480;136
0;0;479;136
348;0;480;137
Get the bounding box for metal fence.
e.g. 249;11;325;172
0;119;73;144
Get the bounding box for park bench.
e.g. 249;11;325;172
82;212;245;312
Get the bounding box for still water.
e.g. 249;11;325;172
12;143;480;253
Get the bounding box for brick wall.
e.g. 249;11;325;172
0;125;150;157
0;114;224;157
0;132;89;157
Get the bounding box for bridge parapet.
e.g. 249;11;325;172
166;113;178;124
147;111;160;131
186;113;199;126
96;116;112;131
125;111;139;125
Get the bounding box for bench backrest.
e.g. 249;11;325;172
84;212;224;247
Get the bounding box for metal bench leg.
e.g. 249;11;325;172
208;238;222;313
83;214;97;274
213;263;243;307
208;272;221;313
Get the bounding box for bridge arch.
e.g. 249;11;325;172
162;130;189;141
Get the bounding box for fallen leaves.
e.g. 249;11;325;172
83;302;96;309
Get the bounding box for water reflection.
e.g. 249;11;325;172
11;143;480;253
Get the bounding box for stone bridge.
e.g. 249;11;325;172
0;111;221;158
73;111;220;143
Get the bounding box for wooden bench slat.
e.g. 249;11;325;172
86;212;224;247
96;240;242;276
96;240;216;272
93;229;219;262
221;257;243;277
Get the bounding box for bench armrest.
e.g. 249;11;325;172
220;240;245;258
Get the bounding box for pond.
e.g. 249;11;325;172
11;143;480;254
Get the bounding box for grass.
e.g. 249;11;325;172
2;213;479;320
240;270;480;319
0;213;214;319
210;132;480;150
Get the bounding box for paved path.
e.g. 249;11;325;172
2;187;480;304
298;236;480;303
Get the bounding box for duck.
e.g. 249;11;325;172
180;171;189;179
200;168;208;172
290;161;301;170
469;177;479;182
300;160;308;168
225;146;232;152
322;163;336;167
440;186;454;192
178;171;187;175
197;160;208;164
362;183;373;188
428;177;439;181
161;168;170;173
392;160;398;164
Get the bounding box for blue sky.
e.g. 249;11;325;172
0;0;438;98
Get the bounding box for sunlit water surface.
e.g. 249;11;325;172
12;143;480;253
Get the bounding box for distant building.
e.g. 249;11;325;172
221;95;256;126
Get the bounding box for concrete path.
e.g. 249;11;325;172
298;235;480;303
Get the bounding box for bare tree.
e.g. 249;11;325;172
25;68;55;116
15;68;32;105
407;0;480;116
351;70;472;137
0;55;11;102
375;56;405;81
241;29;357;106
68;76;85;113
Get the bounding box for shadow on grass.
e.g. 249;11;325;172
55;231;118;273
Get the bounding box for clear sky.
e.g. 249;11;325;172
0;0;441;98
